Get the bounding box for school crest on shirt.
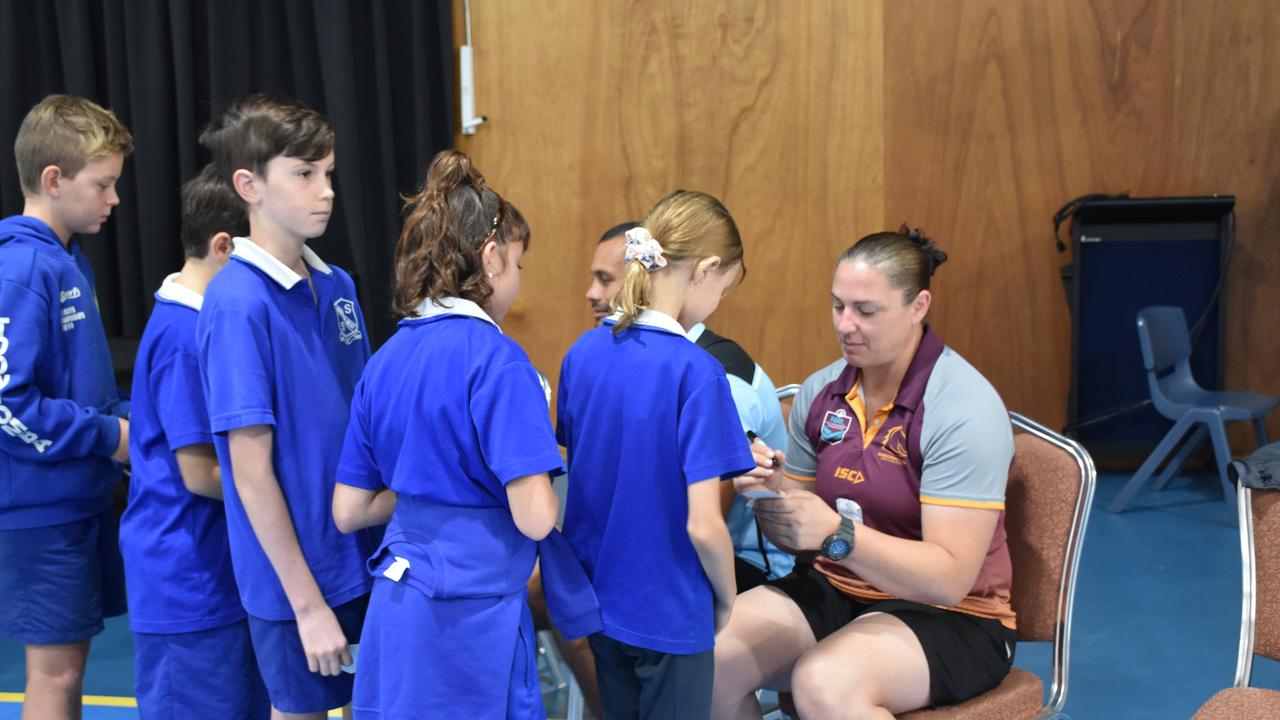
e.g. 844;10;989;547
820;409;852;445
333;298;362;345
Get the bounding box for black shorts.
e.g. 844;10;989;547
767;564;1016;707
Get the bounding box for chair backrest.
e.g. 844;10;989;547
1006;413;1096;713
1235;486;1280;687
1137;305;1192;374
776;383;800;430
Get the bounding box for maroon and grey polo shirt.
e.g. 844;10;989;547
783;328;1017;629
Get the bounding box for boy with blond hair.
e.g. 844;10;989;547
0;94;133;719
197;94;372;720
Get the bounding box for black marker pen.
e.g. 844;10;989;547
745;430;781;468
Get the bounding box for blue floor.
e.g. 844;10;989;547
3;471;1279;718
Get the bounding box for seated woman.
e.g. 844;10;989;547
714;226;1017;719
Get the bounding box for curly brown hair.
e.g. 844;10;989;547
392;150;529;317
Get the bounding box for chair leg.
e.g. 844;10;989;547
1152;425;1208;492
1206;419;1237;511
1254;418;1271;448
1109;414;1197;513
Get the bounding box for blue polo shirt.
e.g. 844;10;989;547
557;310;755;654
197;239;372;621
119;275;243;634
336;297;563;503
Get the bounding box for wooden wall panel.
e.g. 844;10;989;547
454;0;885;389
454;0;1279;440
884;0;1280;437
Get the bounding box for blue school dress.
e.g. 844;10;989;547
337;298;598;719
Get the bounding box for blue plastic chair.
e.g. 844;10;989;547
1109;307;1278;513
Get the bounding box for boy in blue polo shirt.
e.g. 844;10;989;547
196;94;372;719
0;94;132;720
118;164;269;719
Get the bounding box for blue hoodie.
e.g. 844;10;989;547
0;215;124;529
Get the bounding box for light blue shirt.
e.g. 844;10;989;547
687;323;795;579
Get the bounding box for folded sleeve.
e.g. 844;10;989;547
471;360;565;485
152;350;214;451
200;304;276;433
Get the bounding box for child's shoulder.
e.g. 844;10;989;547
0;242;40;287
201;260;272;314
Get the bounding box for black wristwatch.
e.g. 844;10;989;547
820;499;862;561
820;516;856;561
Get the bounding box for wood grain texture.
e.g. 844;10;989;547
454;0;884;390
454;0;1279;440
884;0;1280;440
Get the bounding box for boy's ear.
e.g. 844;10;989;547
232;169;260;205
209;231;234;261
39;165;63;198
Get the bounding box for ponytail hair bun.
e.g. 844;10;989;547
899;224;948;276
423;149;484;201
392;149;529;317
839;223;949;302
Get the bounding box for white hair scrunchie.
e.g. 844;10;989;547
623;227;667;272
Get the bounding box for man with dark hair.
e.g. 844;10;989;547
584;222;637;321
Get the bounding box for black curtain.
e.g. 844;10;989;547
0;0;455;352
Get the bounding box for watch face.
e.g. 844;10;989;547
822;536;852;561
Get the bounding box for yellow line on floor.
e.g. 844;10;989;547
0;692;345;716
0;692;137;707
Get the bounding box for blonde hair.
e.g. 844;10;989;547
612;189;743;334
14;95;133;196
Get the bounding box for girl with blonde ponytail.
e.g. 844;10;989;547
557;189;757;719
332;149;588;718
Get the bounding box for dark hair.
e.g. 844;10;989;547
198;94;334;185
599;221;639;244
392;150;530;317
180;164;248;259
838;224;948;302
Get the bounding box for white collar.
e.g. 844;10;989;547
607;309;688;338
230;237;332;290
154;273;204;311
686;322;707;343
410;297;501;332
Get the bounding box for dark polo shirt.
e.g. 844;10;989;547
783;328;1016;629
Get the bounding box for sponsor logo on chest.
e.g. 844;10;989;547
60;286;87;332
833;466;866;484
877;425;909;466
820;409;853;445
